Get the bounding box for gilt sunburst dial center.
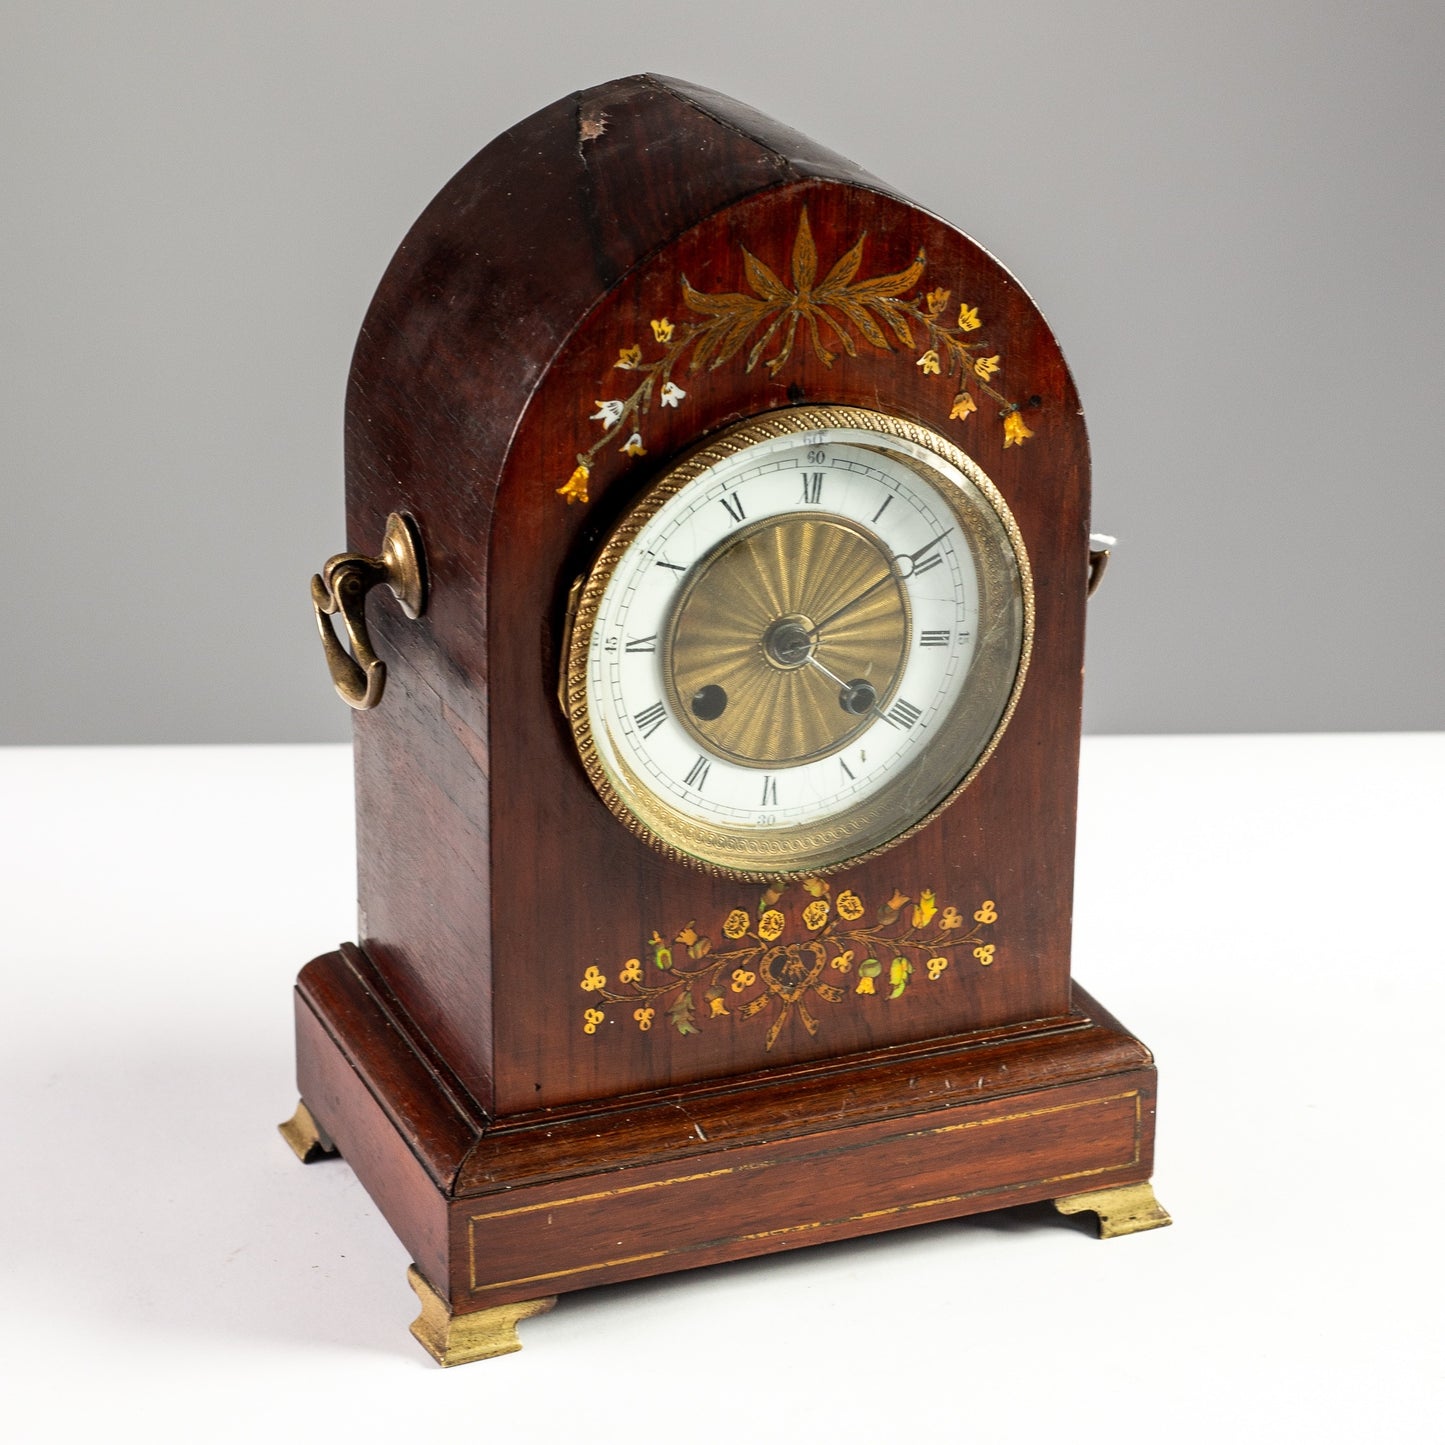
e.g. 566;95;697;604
667;514;909;767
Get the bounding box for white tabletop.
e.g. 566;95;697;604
3;736;1441;1442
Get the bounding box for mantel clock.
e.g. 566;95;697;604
284;75;1169;1367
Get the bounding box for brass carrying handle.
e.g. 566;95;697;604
311;512;427;710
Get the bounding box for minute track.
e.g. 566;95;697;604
570;406;1031;877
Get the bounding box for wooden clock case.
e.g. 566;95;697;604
286;74;1166;1364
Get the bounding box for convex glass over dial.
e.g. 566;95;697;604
562;406;1033;877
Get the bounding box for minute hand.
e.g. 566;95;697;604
807;534;948;638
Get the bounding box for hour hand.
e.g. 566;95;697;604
802;654;890;727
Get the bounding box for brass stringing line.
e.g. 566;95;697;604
469;1164;751;1223
468;1092;1142;1292
471;1251;670;1294
470;1091;1138;1222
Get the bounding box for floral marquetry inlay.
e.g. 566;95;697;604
579;880;1001;1052
556;210;1033;506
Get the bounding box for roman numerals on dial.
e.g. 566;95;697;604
887;697;922;730
920;629;950;647
799;472;823;504
684;755;711;790
632;701;667;738
719;491;746;524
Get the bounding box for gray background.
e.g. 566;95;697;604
4;0;1441;745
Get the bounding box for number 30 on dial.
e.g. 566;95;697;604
562;406;1033;877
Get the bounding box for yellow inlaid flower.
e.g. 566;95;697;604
620;432;646;457
556;464;590;506
830;949;854;974
889;956;913;998
650;318;675;343
974;900;998;924
855;976;876;995
949;392;977;421
911;888;937;929
877;889;908;925
973;354;1001;381
801;876;830;898
939;906;964;930
580;965;606;992
675;922;699;948
802;899;830;931
620;957;643;984
925;287;952;316
730;967;757;993
836;890;864;921
758;909;785;942
973;944;996;966
856;957;882;994
926;956;949;980
1003;410;1034;447
957;303;982;332
722;909;750;939
708;994;730;1018
615;345;643;369
917;349;941;375
582;1007;604;1034
633;1006;655;1031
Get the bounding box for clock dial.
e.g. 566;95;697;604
564;407;1032;877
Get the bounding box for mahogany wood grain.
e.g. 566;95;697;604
291;75;1150;1332
344;73;1089;1117
455;1078;1152;1306
297;946;1155;1314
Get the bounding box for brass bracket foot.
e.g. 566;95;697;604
1053;1180;1172;1238
278;1100;339;1163
407;1265;557;1367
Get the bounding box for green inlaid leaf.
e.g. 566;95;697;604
669;988;699;1036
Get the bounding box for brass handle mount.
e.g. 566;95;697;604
1087;532;1115;598
311;512;427;710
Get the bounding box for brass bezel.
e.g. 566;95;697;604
560;405;1035;880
